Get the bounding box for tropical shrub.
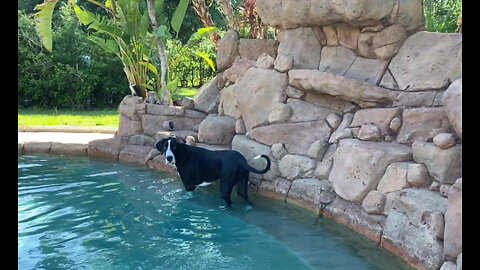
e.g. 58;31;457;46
424;0;462;33
18;7;128;109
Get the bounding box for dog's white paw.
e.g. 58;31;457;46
198;182;212;187
219;205;232;211
244;204;254;212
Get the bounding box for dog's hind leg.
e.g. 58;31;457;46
236;176;254;211
236;177;249;202
219;179;234;210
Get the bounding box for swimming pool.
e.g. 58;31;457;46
18;154;413;270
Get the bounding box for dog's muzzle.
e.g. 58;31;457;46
165;155;175;165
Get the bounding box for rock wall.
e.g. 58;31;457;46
98;1;462;269
190;1;461;269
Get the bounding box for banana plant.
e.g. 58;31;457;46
33;0;189;104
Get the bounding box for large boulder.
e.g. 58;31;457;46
382;188;448;269
388;31;462;91
362;190;386;214
119;145;153;164
118;95;144;121
289;69;398;107
305;92;356;113
382;210;445;270
267;103;291;124
350;107;402;136
343;57;389;85
287;178;333;207
218;85;241;119
377;162;412;193
442;79;462;138
118;114;142;137
238;38;278;61
287;99;336;123
276;27;322;69
278;154;316;179
412;141;462;184
249;120;332;156
325;195;387;242
216;29;240;71
235;68;287;131
357;24;408;60
444;179;462;259
193;75;221;114
88;137;127;160
335;23;360;50
392;91;438;107
318;46;357;76
394;188;448;227
231;135;272;181
222;58;256;84
197;115;236;145
329;139;412;203
128;134;155;146
256;0;422;30
397;107;452;144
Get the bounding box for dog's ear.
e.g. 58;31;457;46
177;137;186;144
155;138;166;154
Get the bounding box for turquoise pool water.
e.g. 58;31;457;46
18;154;412;270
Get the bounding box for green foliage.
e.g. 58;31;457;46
33;0;191;101
171;0;189;38
155;27;217;98
32;0;58;51
423;0;462;33
18;8;128;110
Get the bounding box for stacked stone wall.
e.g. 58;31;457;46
189;1;461;269
92;1;462;269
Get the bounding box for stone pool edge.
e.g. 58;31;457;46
18;141;422;270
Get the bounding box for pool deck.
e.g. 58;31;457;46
18;131;114;145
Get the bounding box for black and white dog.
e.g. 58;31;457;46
155;136;271;209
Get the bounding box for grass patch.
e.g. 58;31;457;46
18;88;198;127
18;108;119;127
172;88;198;100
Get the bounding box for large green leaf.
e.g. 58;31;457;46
139;11;150;36
33;0;59;52
70;0;96;27
187;26;217;47
86;35;120;56
155;25;172;38
193;50;215;72
171;0;189;37
167;76;179;91
139;61;158;75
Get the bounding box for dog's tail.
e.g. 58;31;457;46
243;155;271;174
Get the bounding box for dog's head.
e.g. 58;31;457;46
155;136;196;191
155;136;180;166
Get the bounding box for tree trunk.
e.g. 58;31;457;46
216;0;238;31
191;0;220;46
456;13;462;33
146;0;172;105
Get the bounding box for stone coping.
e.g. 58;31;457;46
18;132;115;145
18;125;117;134
18;133;419;269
